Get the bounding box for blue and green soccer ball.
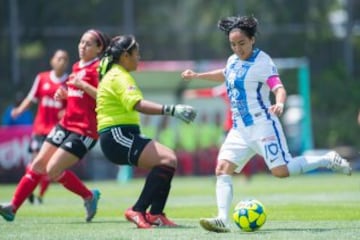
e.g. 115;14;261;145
233;199;267;232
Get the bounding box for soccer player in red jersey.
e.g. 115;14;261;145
11;49;69;204
0;29;110;223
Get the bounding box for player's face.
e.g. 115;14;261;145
78;32;102;62
51;50;69;74
229;30;255;60
121;48;140;72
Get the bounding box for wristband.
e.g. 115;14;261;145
162;105;174;115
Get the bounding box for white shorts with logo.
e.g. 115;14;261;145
218;117;292;173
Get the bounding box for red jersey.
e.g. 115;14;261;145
59;58;99;139
27;70;68;135
191;83;232;132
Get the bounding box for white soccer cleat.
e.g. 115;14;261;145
199;217;230;233
326;151;352;176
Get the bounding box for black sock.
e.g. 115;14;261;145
133;165;175;213
149;166;175;214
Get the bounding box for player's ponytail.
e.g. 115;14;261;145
98;52;113;80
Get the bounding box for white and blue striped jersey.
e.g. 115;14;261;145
224;48;281;128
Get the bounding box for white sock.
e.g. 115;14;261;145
216;174;233;225
287;155;329;176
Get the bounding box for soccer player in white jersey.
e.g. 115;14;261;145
181;15;352;233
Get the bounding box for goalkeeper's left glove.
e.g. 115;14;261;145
162;104;197;124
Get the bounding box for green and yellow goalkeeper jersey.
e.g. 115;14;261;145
96;64;143;132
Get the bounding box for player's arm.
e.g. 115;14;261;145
266;75;286;116
11;97;32;119
11;75;40;118
134;99;197;124
68;77;97;99
181;68;225;82
269;86;286;116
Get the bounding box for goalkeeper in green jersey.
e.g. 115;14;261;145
96;35;197;229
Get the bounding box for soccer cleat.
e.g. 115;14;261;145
84;189;101;222
199;218;230;233
146;212;177;227
37;196;43;204
124;208;152;229
0;203;15;222
28;193;35;204
326;151;352;176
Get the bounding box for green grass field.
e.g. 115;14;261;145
1;173;359;240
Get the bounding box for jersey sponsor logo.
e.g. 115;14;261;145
41;96;63;108
74;69;86;79
43;82;50;90
261;136;276;142
127;86;137;91
68;88;84;98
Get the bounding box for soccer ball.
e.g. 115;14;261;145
233;199;267;232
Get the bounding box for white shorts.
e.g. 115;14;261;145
217;118;292;173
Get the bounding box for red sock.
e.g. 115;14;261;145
12;168;42;212
57;170;92;200
39;175;51;198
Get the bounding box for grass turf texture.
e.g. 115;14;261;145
0;173;359;240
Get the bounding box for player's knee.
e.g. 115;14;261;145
31;158;47;174
162;154;178;169
46;166;61;181
215;160;234;176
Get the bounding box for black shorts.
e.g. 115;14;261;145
99;125;151;166
28;134;47;153
46;124;97;159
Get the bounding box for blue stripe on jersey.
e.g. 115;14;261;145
247;48;260;62
256;82;288;163
227;48;263;127
235;63;253;126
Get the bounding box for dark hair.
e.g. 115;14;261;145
218;15;258;38
86;29;111;55
98;35;138;79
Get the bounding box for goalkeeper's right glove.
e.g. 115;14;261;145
162;104;197;124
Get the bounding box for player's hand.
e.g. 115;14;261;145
174;104;197;123
269;103;284;116
67;76;85;89
10;108;21;119
181;69;198;81
163;104;197;124
54;87;67;100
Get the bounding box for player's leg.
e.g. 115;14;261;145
287;152;352;176
0;142;55;221
257;119;352;177
200;129;254;233
34;135;50;204
37;175;51;203
134;140;177;227
47;133;99;222
27;135;45;204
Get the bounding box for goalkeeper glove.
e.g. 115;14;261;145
162;104;197;124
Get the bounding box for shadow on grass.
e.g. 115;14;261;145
255;227;339;234
54;220;198;229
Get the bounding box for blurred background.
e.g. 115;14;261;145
1;0;360;182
